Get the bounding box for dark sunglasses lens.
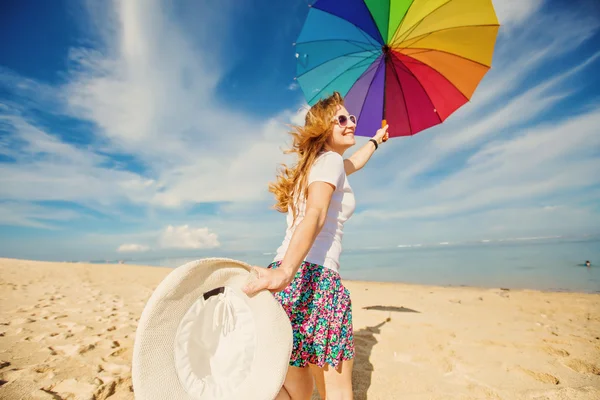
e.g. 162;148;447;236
337;115;348;126
349;115;356;124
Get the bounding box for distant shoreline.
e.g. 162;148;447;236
1;257;597;295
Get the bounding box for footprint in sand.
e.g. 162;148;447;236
48;344;95;356
517;367;560;384
43;378;97;400
98;362;130;375
565;359;600;375
543;346;570;357
56;323;90;334
438;357;454;373
11;317;36;325
109;347;127;358
0;366;26;382
56;321;78;330
22;334;46;342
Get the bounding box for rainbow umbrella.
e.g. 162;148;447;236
294;0;500;138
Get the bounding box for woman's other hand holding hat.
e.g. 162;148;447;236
243;266;293;296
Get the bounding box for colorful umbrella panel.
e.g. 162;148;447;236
295;0;500;138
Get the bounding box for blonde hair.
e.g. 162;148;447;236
269;91;344;221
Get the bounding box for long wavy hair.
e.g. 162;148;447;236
269;91;344;221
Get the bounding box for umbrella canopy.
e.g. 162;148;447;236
294;0;500;138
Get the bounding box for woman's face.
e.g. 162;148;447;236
326;105;356;155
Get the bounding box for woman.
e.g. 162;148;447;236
243;91;388;400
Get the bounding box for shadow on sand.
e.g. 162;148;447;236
310;306;421;399
351;318;390;400
352;306;421;399
363;305;420;313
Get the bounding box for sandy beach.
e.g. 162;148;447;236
0;257;599;400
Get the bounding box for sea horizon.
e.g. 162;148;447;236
65;234;600;294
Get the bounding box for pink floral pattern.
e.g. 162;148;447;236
268;260;354;369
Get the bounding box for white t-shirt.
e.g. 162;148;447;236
273;151;356;273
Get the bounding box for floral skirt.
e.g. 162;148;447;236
268;260;355;369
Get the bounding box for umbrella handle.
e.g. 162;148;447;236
382;120;389;142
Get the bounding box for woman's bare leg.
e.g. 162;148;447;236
317;359;354;400
275;386;291;400
281;365;313;400
309;364;326;399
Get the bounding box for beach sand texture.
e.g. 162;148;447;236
0;258;599;400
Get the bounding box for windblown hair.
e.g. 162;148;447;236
269;91;344;221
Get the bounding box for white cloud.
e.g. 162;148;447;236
0;201;82;229
492;0;543;29
353;106;600;223
158;225;220;249
59;0;295;208
0;0;298;217
345;203;599;249
117;243;150;253
348;3;600;216
387;12;600;185
0;0;599;261
0;108;148;206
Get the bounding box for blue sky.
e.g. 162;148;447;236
1;0;599;262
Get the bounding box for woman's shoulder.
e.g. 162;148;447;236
309;151;345;186
315;150;344;164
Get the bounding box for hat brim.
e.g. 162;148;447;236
132;258;292;400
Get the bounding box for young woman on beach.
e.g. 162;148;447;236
243;91;389;400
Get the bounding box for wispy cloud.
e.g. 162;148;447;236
1;0;298;215
350;1;599;207
0;201;83;229
0;0;599;261
117;243;150;253
357;106;600;220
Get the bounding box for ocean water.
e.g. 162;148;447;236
127;237;600;293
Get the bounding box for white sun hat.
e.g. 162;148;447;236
132;258;292;400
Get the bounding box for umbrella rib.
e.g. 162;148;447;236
398;52;470;103
387;56;412;135
317;5;383;45
390;0;458;49
391;52;442;126
365;0;387;43
295;48;379;80
307;55;379;105
310;6;383;46
395;45;492;69
392;23;500;51
387;0;391;41
390;0;419;46
295;39;379;51
352;59;383;124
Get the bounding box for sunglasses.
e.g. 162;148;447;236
333;114;357;127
